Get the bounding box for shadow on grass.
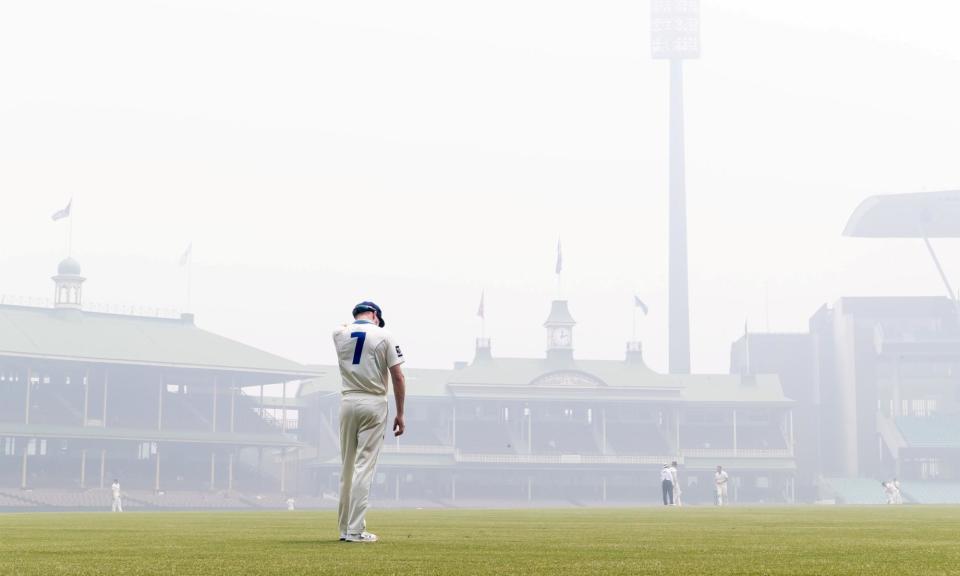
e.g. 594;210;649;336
279;540;344;547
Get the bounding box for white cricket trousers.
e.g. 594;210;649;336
112;497;122;512
338;394;388;536
716;484;728;506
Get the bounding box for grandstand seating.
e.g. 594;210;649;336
737;425;788;449
0;489;330;510
680;424;735;450
128;490;249;509
30;383;84;427
396;424;446;447
456;420;518;454
162;392;211;431
17;489;124;509
234;395;281;435
532;422;600;454
0;491;36;508
605;421;670;455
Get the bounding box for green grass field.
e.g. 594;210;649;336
2;507;959;576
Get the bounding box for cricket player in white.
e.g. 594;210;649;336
714;466;729;506
111;479;123;512
333;301;405;543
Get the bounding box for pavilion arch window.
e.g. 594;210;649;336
3;438;14;456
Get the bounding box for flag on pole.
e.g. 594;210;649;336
555;240;562;275
634;295;649;316
179;243;193;266
51;199;72;221
477;290;485;319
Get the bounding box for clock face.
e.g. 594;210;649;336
551;328;571;347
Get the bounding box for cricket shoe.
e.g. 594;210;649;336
344;531;378;543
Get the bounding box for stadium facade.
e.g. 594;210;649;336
299;300;798;505
0;258;315;509
5;203;960;507
732;296;960;504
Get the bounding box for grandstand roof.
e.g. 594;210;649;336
448;358;788;403
0;304;316;381
843;190;960;238
299;358;790;404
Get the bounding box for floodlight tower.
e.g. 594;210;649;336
651;0;699;374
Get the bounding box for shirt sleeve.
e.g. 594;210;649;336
384;333;405;368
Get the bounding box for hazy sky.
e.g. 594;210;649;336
3;1;960;375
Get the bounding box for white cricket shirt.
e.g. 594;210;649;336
715;471;729;485
333;320;404;396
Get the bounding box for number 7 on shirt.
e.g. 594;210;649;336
350;332;366;365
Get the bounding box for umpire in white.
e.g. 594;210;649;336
333;301;406;543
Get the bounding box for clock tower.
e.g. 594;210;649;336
544;300;576;363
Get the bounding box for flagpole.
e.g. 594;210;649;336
187;254;193;312
69;196;76;257
478;290;486;339
555;239;563;300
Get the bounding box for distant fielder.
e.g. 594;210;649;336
660;464;674;505
111;479;123;512
714;466;729;506
333;301;406;543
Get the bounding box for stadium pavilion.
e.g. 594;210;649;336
299;299;798;505
0;258;316;508
730;191;960;505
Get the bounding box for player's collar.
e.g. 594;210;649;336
353;320;374;325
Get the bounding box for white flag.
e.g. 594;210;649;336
634;295;649;316
51;199;72;221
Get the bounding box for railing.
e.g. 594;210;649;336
381;445;455;455
455;453;674;465
680;448;793;458
376;445;796;463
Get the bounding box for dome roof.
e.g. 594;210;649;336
57;257;82;276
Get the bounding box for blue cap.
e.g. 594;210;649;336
352;301;385;327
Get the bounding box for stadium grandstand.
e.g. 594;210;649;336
0;258;318;510
732;191;960;504
299;299;798;506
